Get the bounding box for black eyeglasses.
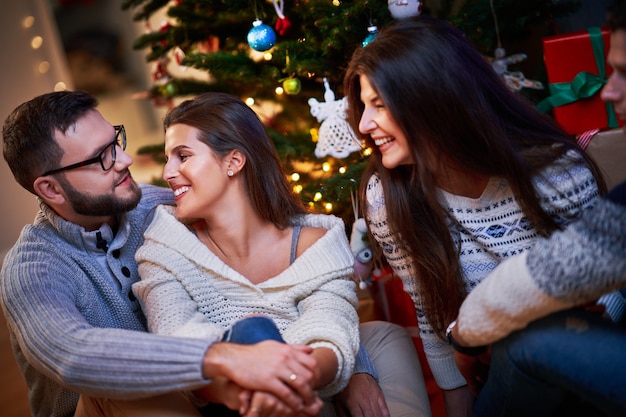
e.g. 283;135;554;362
42;125;127;176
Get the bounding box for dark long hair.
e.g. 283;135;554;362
163;92;306;229
3;90;98;194
606;0;626;30
344;16;607;338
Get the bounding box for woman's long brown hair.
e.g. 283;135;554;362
344;16;607;339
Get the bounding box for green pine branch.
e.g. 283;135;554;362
126;0;581;223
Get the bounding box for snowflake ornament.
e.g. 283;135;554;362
486;0;543;93
308;78;362;159
491;47;543;92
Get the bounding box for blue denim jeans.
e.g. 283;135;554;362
474;308;626;417
222;316;285;344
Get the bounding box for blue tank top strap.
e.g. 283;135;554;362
290;225;302;265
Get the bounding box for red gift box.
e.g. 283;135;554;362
540;27;621;135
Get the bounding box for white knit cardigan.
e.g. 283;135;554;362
134;205;360;398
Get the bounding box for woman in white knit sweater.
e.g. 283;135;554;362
134;92;360;417
343;16;608;417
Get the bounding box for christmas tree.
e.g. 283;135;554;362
122;0;580;224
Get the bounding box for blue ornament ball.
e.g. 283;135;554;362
247;20;276;52
362;26;378;47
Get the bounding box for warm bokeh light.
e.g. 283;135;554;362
31;36;43;49
22;16;35;29
37;61;50;74
314;192;323;201
245;97;255;106
291;173;300;181
292;161;315;174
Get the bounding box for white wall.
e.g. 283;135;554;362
0;0;165;261
0;0;72;260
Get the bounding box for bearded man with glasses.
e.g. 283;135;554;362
1;90;325;417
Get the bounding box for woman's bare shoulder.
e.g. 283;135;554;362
296;226;327;256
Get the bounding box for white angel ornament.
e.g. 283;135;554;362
308;78;362;159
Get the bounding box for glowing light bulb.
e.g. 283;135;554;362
23;16;35;28
31;36;43;49
37;61;50;74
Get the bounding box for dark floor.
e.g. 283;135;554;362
0;312;30;417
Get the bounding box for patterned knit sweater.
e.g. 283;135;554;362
0;185;215;417
457;180;626;345
134;206;360;398
364;151;600;389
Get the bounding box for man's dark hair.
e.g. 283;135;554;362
2;91;98;194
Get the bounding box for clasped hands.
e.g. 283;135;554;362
199;340;390;417
198;340;323;417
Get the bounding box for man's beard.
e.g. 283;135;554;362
58;175;142;216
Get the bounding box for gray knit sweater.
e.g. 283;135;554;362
0;185;213;417
134;206;360;398
458;181;626;345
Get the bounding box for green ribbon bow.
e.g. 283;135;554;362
537;27;618;129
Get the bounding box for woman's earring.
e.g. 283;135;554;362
227;159;234;177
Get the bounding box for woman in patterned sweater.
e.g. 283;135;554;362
343;15;607;417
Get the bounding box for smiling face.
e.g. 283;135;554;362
358;74;414;169
162;123;232;221
602;28;626;128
